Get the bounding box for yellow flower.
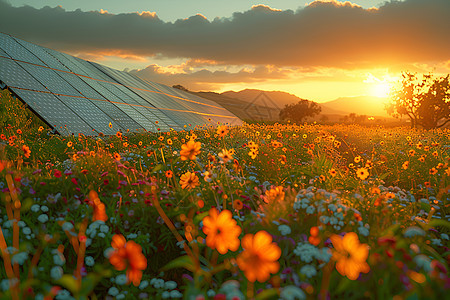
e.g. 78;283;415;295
216;125;229;138
356;168;369;180
202;208;241;254
237;231;281;283
330;232;370;280
180;140;201;161
354;156;361;163
67;141;73;148
179;171;200;190
402;161;409;170
218;149;233;163
329;168;337;177
429;167;438;175
249;150;258;159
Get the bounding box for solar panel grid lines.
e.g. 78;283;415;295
0;32;242;136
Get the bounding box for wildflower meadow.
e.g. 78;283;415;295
0;90;449;299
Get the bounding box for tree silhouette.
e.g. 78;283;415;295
279;99;321;122
387;72;450;129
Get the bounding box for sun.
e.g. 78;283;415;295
371;82;391;98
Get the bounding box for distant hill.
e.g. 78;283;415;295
220;89;348;116
182;87;394;121
321;96;390;117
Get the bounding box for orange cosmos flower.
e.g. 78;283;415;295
165;170;173;178
279;155;287;164
308;226;320;246
216;125;229;138
356;168;369;180
330;232;370;280
202;208;241;254
180;140;201;161
265;186;285;203
22;145;31;158
233;199;243;210
237;231;281;283
354;156;361;163
109;234;147;286
113;153;121;161
429;167;438;175
446;167;450;177
179;171;200;190
116;131;122;138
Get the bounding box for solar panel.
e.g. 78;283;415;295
0;32;242;135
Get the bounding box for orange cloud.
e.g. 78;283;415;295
0;0;448;69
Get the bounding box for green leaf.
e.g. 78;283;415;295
56;275;78;294
193;211;209;224
428;219;450;229
254;288;279;300
161;255;195;272
151;164;163;173
80;273;103;297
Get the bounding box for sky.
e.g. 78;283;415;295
1;0;449;102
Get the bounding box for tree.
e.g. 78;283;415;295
386;72;450;129
279;99;321;122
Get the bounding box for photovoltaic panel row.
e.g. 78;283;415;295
0;56;96;135
53;55;168;132
89;62;183;130
0;36;129;135
0;32;242;136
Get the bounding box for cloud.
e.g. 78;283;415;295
0;0;449;69
129;64;293;90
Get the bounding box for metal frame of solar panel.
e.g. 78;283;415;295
0;32;242;136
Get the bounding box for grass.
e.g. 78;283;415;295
0;89;449;299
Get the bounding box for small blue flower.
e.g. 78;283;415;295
12;252;28;265
139;280;149;290
116;274;128;285
280;285;306;300
306;205;315;214
278;225;292;236
404;226;426;238
40;206;49;213
170;290;183;298
358;227;370;237
53;251;66;266
37;214;48;223
51;266;64;280
31;204;40;213
85;256;95;266
164;280;177;290
300;264;317;278
108;287;119;296
62;222;73;231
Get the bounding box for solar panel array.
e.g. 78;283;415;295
0;33;242;135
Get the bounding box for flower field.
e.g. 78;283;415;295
0;95;449;299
